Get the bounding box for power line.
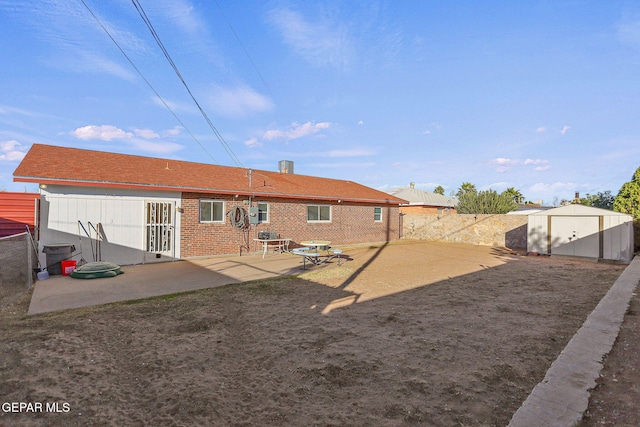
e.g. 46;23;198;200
78;0;219;164
131;0;244;168
212;0;273;99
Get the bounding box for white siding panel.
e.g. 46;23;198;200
39;186;181;266
527;215;548;254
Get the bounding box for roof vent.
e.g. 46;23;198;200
279;160;294;174
409;182;415;189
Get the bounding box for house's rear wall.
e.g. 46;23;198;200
180;193;400;257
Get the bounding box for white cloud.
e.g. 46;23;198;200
525;159;551;172
0;104;36;117
529;181;579;194
159;0;205;36
70;124;182;154
492;157;515;165
152;97;196;115
422;130;431;135
206;84;273;118
244;137;262;148
536;126;546;133
0;140;27;162
72;125;132;141
263;121;331;141
162;126;182;137
358;120;364;125
267;7;352;69
560;125;571;135
524;159;548;165
490;157;518;173
134;128;159;139
484;182;510;192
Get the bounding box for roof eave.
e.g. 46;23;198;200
14;176;406;205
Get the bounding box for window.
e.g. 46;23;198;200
307;204;331;222
200;200;225;223
374;206;383;222
257;202;269;223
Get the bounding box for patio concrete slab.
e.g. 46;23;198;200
28;252;305;315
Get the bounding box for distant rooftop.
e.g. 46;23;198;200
387;183;458;207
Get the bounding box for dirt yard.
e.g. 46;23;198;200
581;284;640;426
0;240;630;426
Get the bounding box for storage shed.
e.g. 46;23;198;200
527;204;634;263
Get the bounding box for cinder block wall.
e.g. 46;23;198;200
180;193;400;257
402;214;528;249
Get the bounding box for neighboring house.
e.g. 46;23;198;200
387;183;458;215
0;191;39;238
13;144;406;266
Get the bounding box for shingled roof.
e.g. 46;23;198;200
14;144;406;205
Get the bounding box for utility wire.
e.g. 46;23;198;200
131;0;244;168
212;0;274;99
79;0;219;164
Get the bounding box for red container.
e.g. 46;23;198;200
61;260;77;276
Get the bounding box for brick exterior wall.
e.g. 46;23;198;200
180;192;400;257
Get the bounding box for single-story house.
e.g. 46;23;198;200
387;183;458;215
527;204;634;263
13;144;406;266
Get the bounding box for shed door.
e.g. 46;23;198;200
550;216;599;258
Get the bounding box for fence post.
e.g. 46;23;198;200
26;233;34;288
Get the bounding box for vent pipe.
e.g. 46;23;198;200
279;160;294;174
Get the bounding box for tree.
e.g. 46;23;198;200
433;185;445;195
503;187;524;204
456;189;517;214
614;167;640;220
456;182;477;198
578;191;615;210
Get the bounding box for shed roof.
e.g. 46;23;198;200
387;186;458;207
14;144;406;205
529;204;632;217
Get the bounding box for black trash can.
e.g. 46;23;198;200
43;244;76;275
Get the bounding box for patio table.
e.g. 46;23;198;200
253;238;291;258
299;240;331;252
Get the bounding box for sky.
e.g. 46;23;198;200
1;0;640;205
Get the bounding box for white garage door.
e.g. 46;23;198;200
550;216;600;258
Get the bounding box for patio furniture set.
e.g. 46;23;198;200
253;235;343;269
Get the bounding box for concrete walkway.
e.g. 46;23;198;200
28;252;305;315
508;256;640;427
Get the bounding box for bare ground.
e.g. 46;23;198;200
0;241;631;426
581;283;640;426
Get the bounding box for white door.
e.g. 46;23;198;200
550;216;600;258
145;201;175;256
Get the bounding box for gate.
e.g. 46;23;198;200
145;201;174;255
